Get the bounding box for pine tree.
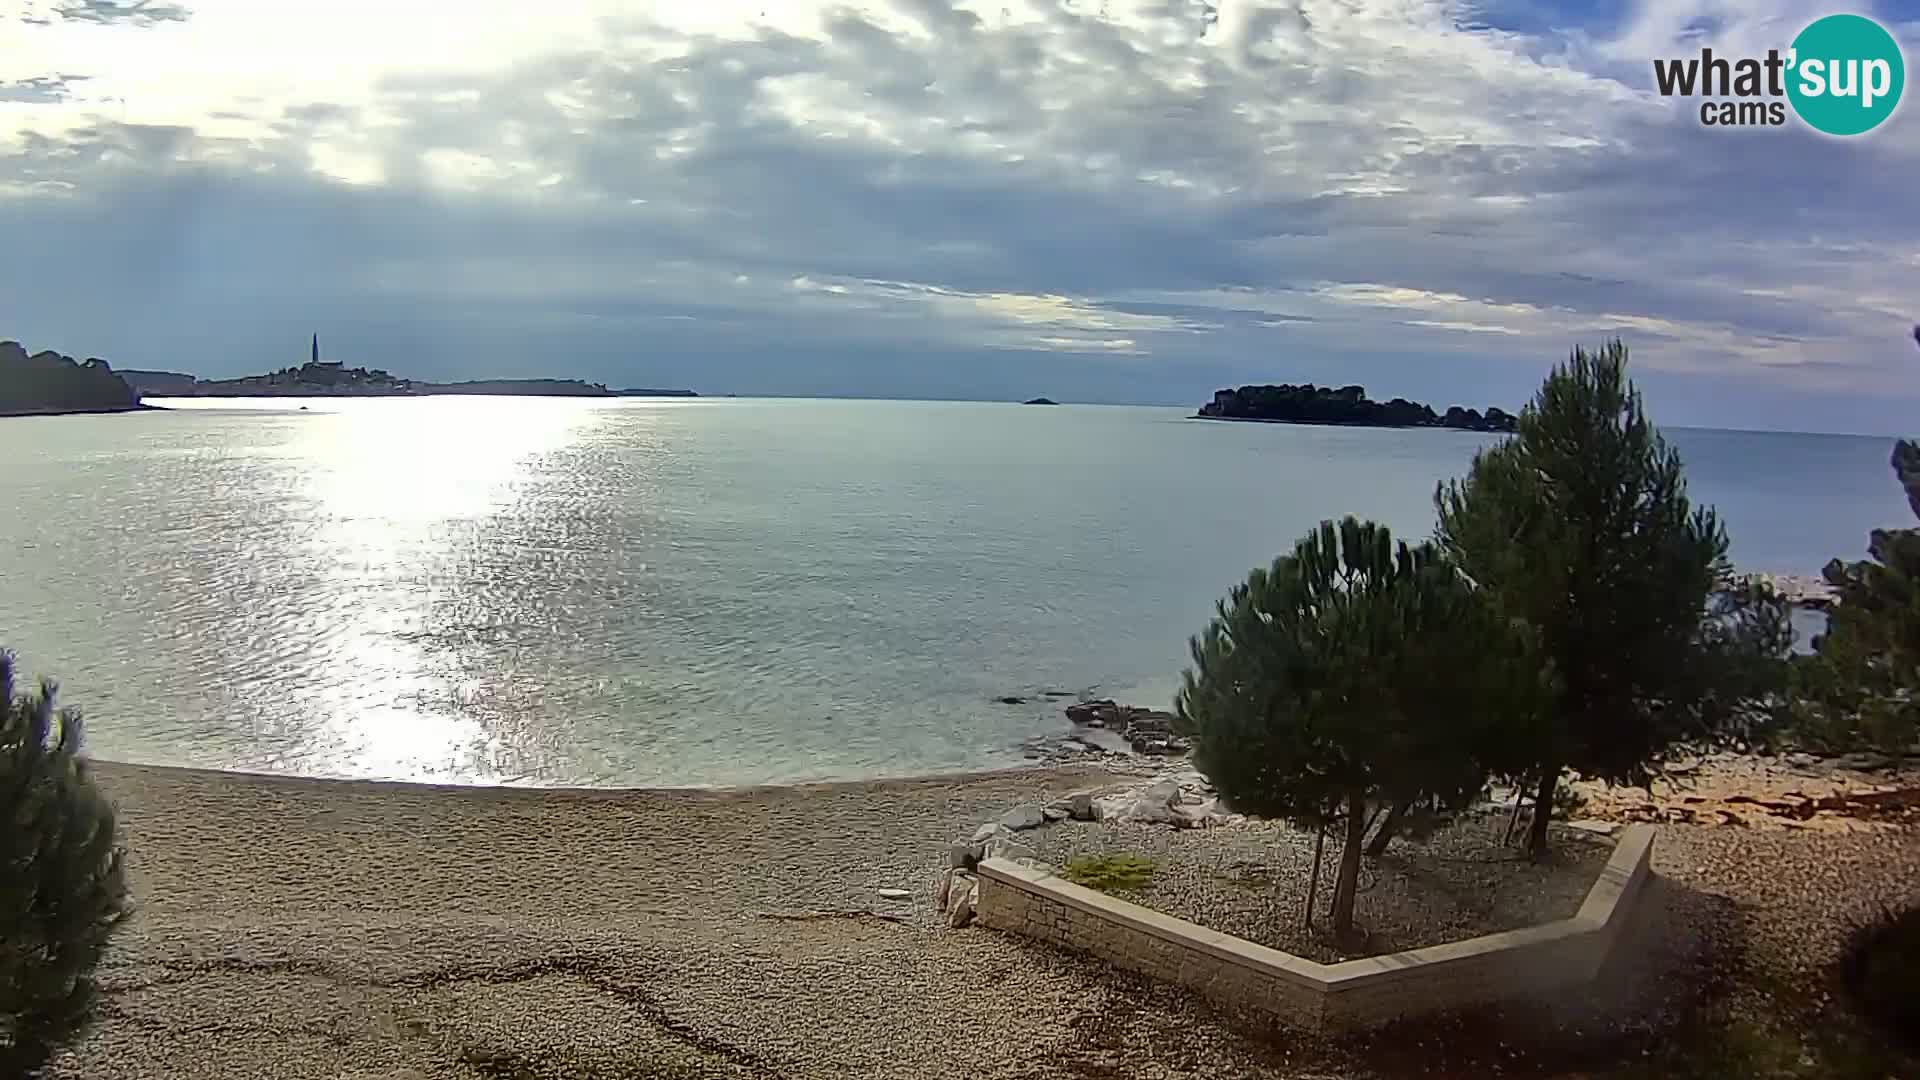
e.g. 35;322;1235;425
1435;341;1729;857
1789;335;1920;750
1;652;129;1076
1795;440;1920;752
1175;517;1533;943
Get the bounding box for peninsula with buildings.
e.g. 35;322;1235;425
118;335;698;400
1196;383;1518;433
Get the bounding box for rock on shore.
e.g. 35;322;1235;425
938;765;1246;914
1561;750;1920;832
1063;699;1190;755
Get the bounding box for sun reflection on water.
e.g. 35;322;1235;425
278;398;602;782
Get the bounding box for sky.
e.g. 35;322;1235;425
3;0;1919;434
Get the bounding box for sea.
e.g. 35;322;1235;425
0;397;1907;788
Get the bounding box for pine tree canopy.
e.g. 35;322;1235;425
1176;516;1532;827
1435;340;1729;790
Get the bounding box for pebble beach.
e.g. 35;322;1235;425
50;757;1920;1079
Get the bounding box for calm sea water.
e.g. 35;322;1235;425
0;398;1906;787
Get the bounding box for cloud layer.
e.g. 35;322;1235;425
3;0;1918;432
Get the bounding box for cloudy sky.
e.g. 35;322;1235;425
3;0;1918;433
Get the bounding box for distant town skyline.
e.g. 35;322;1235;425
4;0;1920;435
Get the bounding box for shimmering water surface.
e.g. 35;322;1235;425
0;398;1905;787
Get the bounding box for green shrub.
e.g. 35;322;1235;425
1;652;129;1076
1061;854;1156;893
1838;902;1920;1053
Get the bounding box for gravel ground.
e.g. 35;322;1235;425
1649;823;1920;986
46;761;1920;1079
56;761;1338;1080
1028;812;1613;962
1356;822;1920;1076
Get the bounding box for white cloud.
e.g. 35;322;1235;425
1404;319;1524;335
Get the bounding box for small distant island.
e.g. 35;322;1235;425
1;340;145;417
118;335;697;400
1023;397;1059;406
1196;383;1517;433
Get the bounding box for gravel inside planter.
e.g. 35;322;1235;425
1027;811;1614;963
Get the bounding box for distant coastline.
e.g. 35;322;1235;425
118;334;696;400
6;335;697;415
1195;383;1518;434
1;340;145;417
123;365;698;401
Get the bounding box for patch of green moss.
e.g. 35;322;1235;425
1061;853;1157;893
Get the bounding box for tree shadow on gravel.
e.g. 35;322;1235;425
1360;829;1615;955
1290;875;1745;1078
1031;876;1747;1079
1305;872;1914;1079
991;864;1912;1079
1037;951;1335;1079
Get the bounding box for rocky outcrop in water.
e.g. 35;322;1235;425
0;340;142;416
1064;699;1189;755
1196;383;1517;433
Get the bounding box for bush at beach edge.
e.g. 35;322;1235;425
1;651;129;1078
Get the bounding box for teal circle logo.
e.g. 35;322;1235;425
1787;14;1905;136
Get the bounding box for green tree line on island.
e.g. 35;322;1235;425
1197;382;1519;432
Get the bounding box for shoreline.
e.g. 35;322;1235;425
0;402;157;418
87;754;1122;801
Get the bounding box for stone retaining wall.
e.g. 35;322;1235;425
974;824;1655;1031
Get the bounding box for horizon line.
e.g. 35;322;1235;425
143;390;1905;441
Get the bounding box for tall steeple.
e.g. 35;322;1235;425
311;333;319;365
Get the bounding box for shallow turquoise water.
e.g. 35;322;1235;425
0;398;1904;786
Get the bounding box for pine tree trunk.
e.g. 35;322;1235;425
1527;765;1559;859
1502;776;1529;845
1365;799;1404;857
1330;790;1369;942
1304;825;1325;929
